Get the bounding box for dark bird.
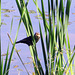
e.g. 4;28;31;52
16;33;40;46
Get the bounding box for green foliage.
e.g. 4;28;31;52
33;0;75;75
16;0;75;75
0;0;75;75
16;0;44;74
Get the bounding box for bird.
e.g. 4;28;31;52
16;33;40;46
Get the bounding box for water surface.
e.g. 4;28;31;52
1;0;75;75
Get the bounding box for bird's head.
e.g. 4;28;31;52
34;33;40;43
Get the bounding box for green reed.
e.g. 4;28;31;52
0;0;1;74
15;0;75;75
33;0;75;75
0;0;75;75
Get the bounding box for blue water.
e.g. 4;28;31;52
1;0;75;75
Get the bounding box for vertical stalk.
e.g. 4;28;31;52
0;0;1;74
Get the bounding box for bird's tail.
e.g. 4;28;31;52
16;39;27;44
16;41;21;44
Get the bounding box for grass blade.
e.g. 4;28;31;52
39;23;48;74
6;18;21;75
1;58;3;75
3;45;9;75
